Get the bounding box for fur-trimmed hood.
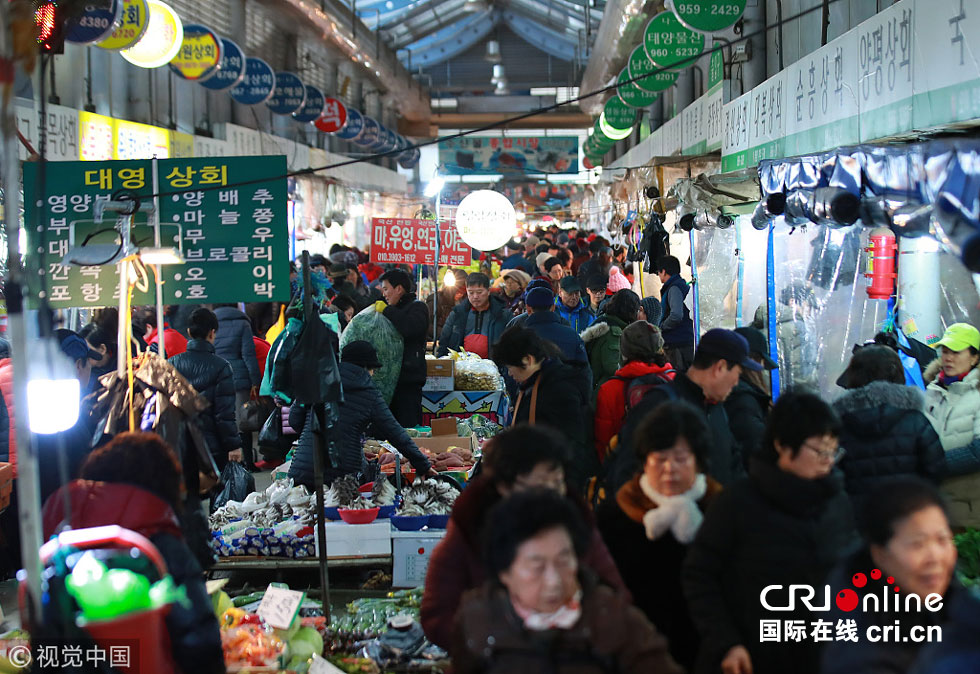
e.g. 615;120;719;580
833;380;925;416
924;358;980;390
580;320;611;344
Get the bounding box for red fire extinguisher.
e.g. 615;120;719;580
865;227;898;300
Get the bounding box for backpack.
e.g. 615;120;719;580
611;369;676;412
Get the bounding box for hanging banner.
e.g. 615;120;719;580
23;156;290;308
355;117;381;147
120;0;183;69
370;218;470;266
334;107;363;139
230;58;276;105
314;97;348;133
292;86;326;123
628;45;680;93
66;0;122;45
266;72;307;115
169;23;222;81
671;0;747;33
200;38;246;91
617;67;660;109
644;10;705;71
439;136;578;174
96;0;149;51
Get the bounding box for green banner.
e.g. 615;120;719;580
24;156;290;309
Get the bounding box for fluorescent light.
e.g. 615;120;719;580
139;246;184;265
424;176;446;198
28;379;80;434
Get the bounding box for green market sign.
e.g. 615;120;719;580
628;45;679;93
24;156;290;308
617;67;660;109
602;96;638;131
644;11;705;71
671;0;746;33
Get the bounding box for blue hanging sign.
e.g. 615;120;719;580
266;72;307;115
66;0;123;45
334;107;364;140
230;58;276;105
368;125;390;152
200;38;246;91
292;85;325;123
398;147;420;169
356;117;381;147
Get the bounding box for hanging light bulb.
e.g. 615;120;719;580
444;269;457;288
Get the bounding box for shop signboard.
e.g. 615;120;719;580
96;0;149;51
169;23;222;82
617;67;660;109
356;117;381;147
603;94;638;131
643;11;705;71
292;85;326;123
78;111;116;161
224;123;262;156
856;1;913;142
315;98;348;133
117;118;170;159
628;45;679;93
66;0;122;44
230;58;276;106
14;101;79;162
438;135;579;175
120;0;183;69
23;156;290;308
662;114;683;155
194;135;230;157
721;90;751;171
370;218;470;266
334;107;363;139
671;0;747;33
200;38;246;91
912;0;980;129
266;72;307;115
681;96;706;155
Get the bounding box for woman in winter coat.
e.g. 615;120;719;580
492;268;530;317
451;489;680;674
593;321;674;460
683;392;858;674
724;327;777;463
43;433;224;674
288;341;433;489
422;425;628;651
597;401;722;671
834;346;945;512
492;327;594;490
581;289;641;392
822;478;959;674
924;323;980;528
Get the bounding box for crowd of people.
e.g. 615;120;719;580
1;226;979;673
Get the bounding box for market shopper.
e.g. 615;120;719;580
597;401;722;671
683;392;858;674
168;308;242;470
427;268;469;341
422;425;628;651
585;273;608;314
555;276;596;333
821;477;958;674
656;256;695;372
79;321;117;382
144;308;188;357
834;345;945;511
288;341;433;488
437;272;511;358
577;244;613;290
493;268;530;317
724;326;777;460
581;289;641;391
501;239;535;275
213;303;261;466
924;322;980;528
638;296;662;327
523;287;590;376
451;489;681;674
377;269;430;428
593;321;674;460
42;432;224;674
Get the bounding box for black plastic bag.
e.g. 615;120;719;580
241;396;275;433
258;406;293;459
290;313;343;405
212;461;255;510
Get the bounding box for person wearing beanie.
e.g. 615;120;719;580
555;276;597;333
725;327;778;462
523;287;591;386
501;239;535;275
606;266;632;293
288;340;434;489
581;289;641;391
639;296;662;328
533;252;553;282
504;279;573;331
493;268;530;317
594;321;675;459
577;245;613;290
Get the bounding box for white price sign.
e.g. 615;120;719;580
257;585;305;630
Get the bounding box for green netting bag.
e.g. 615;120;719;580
340;305;404;403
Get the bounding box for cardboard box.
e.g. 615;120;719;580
430;417;458;437
423;359;455;392
314;520;391;558
415;433;477;455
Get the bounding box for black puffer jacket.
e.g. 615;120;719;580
213;306;260;391
288;362;431;488
682;456;858;674
725;378;771;464
382;293;430;384
833;381;946;511
169;340;241;464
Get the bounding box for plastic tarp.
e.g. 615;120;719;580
690;225;738;333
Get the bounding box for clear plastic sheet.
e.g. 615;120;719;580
734;215;770;329
691;225;738;332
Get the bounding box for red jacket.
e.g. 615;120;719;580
147;325;188;357
420;476;629;650
253;337;271;380
594;361;675;459
42;480;183;541
0;359;14;476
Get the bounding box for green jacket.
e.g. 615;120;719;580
581;315;629;393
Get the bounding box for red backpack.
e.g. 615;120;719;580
611;369;676;412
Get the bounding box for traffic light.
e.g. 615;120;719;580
35;1;65;54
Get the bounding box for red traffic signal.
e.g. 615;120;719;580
35;1;65;54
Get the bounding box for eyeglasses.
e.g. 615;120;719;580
802;443;846;463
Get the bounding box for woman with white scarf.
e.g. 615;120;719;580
597;401;723;671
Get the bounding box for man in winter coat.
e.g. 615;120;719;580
500;239;535;275
169;308;242;469
554;276;596;333
656;256;695;372
213;304;261;461
523;287;590;382
437;273;511;359
288;341;432;488
725;327;777;462
577;244;613;290
377;269;430;428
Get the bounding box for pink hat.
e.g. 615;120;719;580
606;266;631;292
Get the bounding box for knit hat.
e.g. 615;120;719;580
606;266;631;292
639;297;662;327
535;252;552;271
525;287;555;309
342;340;383;370
620;321;665;363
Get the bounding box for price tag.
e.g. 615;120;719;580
256;585;305;630
309;654;346;674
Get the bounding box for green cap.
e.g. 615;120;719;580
934;323;980;352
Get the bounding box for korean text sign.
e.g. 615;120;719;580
23;156;290;308
369;218;471;266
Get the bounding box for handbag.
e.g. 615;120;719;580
241;395;275;433
258;406;294;459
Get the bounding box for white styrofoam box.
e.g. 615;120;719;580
314;521;391;558
391;529;447;588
